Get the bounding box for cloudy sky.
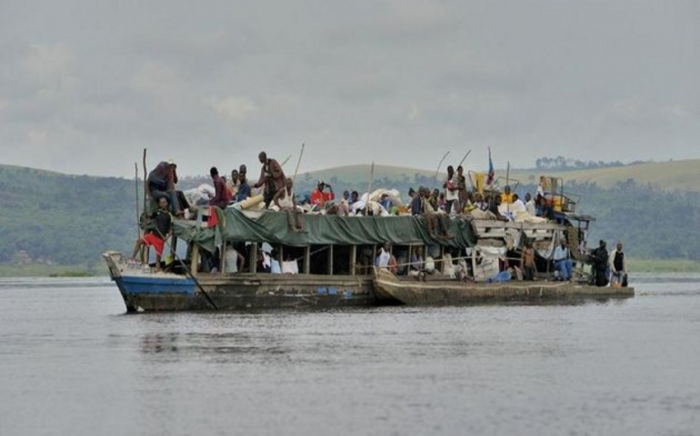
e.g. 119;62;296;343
1;0;698;178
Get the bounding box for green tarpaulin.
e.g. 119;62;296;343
174;209;477;253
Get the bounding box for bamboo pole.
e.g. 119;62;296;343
134;163;140;238
506;161;510;214
364;161;375;215
433;151;450;185
142;149;147;213
292;143;305;185
457;149;472;168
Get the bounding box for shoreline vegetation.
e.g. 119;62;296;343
1;258;699;278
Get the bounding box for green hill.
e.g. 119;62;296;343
0;164;137;270
508;159;700;192
300;159;700;193
1;160;700;275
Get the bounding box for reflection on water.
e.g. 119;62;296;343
0;277;699;436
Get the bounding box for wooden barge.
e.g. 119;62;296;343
104;202;634;312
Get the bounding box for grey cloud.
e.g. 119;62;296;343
0;0;698;177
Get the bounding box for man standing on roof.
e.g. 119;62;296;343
148;159;181;216
310;181;335;208
254;151;286;208
209;167;230;208
443;165;459;215
131;196;173;271
609;241;627;286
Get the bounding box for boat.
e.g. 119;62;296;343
104;207;477;312
373;268;634;306
104;175;634;312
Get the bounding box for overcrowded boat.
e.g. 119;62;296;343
104;156;634;312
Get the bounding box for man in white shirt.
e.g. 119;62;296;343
525;193;536;216
553;240;573;281
609;241;627;285
375;243;391;269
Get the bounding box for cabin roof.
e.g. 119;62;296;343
174;208;477;253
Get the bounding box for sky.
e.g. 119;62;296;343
1;0;698;178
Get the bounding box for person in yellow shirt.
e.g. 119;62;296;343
501;185;514;204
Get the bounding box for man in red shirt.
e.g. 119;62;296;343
209;166;230;208
310;181;335;208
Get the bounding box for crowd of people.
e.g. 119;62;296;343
134;153;627;285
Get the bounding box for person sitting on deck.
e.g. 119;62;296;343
525;193;536;216
428;188;440;212
235;170;251;202
609;241;627;286
226;169;240;199
273;178;305;233
501;185;514;204
328;190;351;216
209;167;230;209
379;193;392;212
254;151;286;208
521;241;536;281
421;187;452;239
410;187;425;216
553;240;573;281
474;193;488;212
409;247;424;278
148;159;183;216
131;196;173;271
489;195;509;222
486;267;513;283
310;181;335;208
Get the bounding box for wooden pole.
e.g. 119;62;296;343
134;163;140;238
433;151;450;186
327;245;334;275
142;149;148;213
364;161;375;215
250;243;258;273
457;149;472;168
350;245;357;276
292;143;305;185
304;246;311;274
280;154;292;167
506;161;511;214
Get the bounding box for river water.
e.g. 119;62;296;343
0;276;698;436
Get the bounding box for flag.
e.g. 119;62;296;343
486;147;495;185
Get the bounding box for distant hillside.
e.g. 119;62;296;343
508;159;700;193
1;160;700;273
0;164;136;269
301;159;700;193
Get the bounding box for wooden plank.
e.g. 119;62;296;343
304;246;311;274
350;245;357;276
190;244;199;277
250;243;258;273
327;245;334;275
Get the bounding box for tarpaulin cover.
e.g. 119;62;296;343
174;208;477;253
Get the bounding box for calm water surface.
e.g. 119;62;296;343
1;275;699;436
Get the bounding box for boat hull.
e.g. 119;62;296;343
374;269;635;306
104;251;378;312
